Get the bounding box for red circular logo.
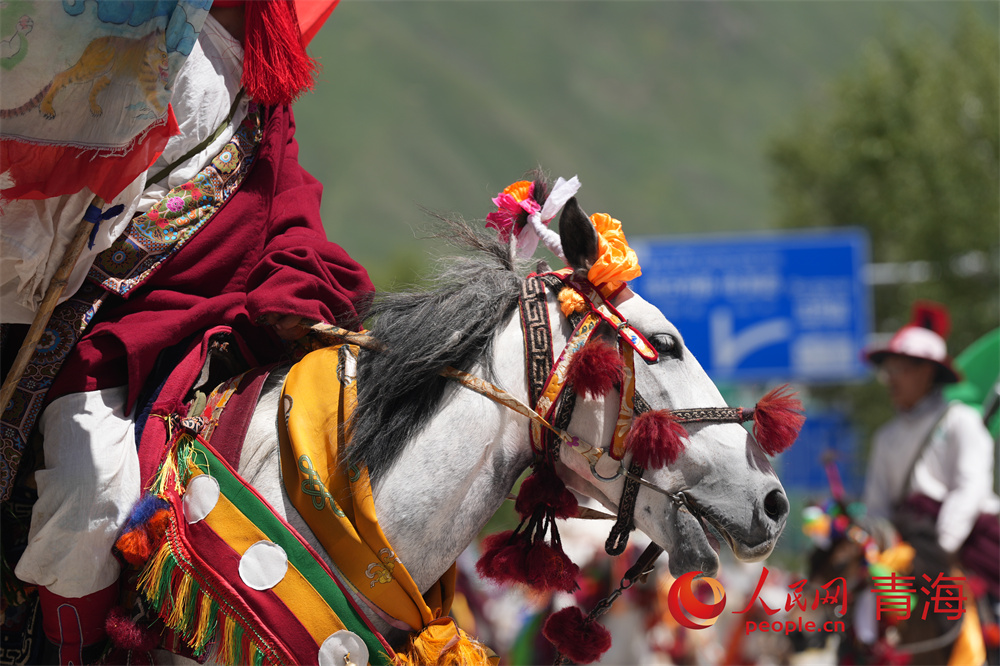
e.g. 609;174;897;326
667;571;727;629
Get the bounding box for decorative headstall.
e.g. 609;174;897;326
312;177;807;665
455;176;806;664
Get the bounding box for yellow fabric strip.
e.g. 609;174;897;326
279;345;454;634
947;588;985;666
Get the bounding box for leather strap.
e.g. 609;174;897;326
519;276;555;458
606;391;651;555
208;365;273;470
898;401;953;506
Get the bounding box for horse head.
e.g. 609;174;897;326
550;196;792;579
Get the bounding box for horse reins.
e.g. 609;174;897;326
312;273;772;666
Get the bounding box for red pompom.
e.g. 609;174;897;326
566;341;625;399
550;486;579;520
626;410;687;469
515;466;579;520
910;301;951;339
752;385;805;455
542;606;612;664
526;542;580;593
106;607;158;652
115;529;153;567
477;531;529;585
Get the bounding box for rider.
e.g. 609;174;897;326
4;2;373;663
862;302;1000;607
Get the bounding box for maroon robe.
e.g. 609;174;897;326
48;105;374;412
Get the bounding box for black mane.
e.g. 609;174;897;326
347;220;524;481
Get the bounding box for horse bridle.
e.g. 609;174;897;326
312;276;761;666
314;272;761;552
443;271;765;557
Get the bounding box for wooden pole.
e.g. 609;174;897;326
1;195;105;412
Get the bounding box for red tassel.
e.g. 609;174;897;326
515;466;578;520
476;531;529;585
626;410;687;469
550;486;579;520
751;385;805;455
566;341;624;399
542;607;612;664
242;0;318;106
106;607;158;652
482;464;584;593
477;529;580;592
526;542;580;593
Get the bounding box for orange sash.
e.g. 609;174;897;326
278;345;455;634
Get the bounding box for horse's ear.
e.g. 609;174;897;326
559;197;599;277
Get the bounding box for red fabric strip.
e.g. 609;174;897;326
182;514;317;662
0;107;178;201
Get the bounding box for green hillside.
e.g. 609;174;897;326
294;1;998;289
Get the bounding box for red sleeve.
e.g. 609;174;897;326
245;113;373;330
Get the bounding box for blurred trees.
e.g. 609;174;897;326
768;8;998;353
767;9;998;458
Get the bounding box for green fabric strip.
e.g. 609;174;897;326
191;440;393;665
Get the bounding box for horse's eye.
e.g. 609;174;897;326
651;334;681;359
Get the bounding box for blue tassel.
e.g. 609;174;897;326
122;493;170;533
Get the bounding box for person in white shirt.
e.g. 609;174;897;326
862;302;999;602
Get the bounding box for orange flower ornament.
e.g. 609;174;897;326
587;213;641;296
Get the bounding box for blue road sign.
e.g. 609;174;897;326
631;228;871;382
776;409;863;496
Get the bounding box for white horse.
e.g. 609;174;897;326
165;198;790;664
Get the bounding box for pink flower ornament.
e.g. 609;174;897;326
486;181;540;242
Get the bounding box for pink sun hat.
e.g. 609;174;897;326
865;301;962;384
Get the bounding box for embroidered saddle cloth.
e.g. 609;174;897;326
137;342;469;666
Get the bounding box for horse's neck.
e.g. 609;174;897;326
242;311;541;603
372;314;536;591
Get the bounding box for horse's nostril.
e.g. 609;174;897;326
763;489;789;522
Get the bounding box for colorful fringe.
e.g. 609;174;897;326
128;432;279;665
136;520;271;666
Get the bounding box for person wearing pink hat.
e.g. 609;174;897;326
862;302;999;602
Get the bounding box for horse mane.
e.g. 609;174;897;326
347;218;525;481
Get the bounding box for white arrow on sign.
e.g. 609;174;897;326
710;307;791;371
